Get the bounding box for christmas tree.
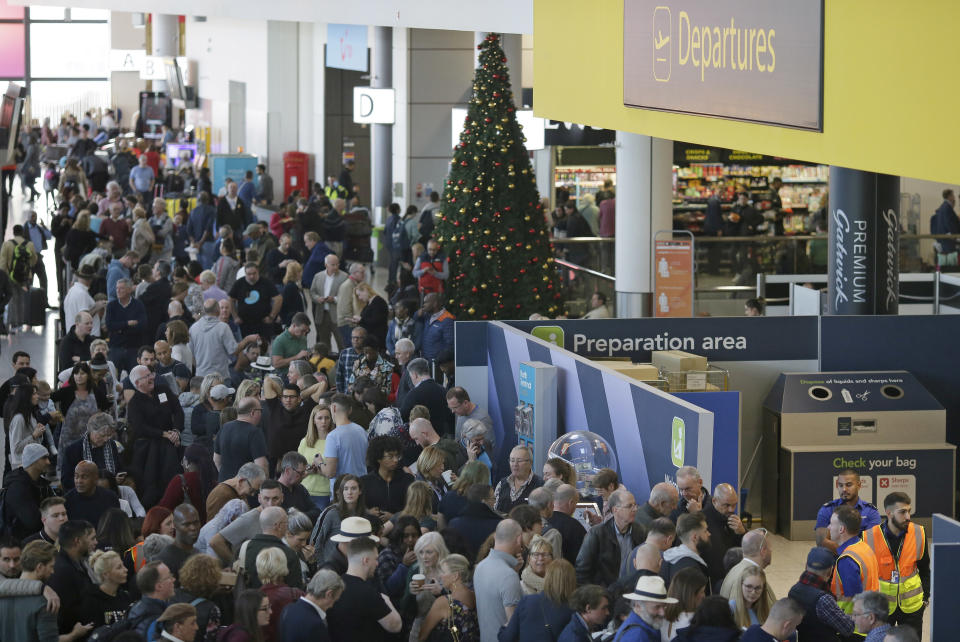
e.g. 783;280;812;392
434;33;561;320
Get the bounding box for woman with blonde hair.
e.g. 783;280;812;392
499;559;576;642
236;378;262;405
131;205;155;260
81;549;133;627
299;404;334;509
402;531;450;640
352;281;389;350
397;480;439;532
279;260;305;326
415;445;451;509
439;460;490;523
520;535;554;595
65;210;99;268
257;546;304;642
729;565;771;629
419;553;479;642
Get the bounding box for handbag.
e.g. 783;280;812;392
179;473;193;506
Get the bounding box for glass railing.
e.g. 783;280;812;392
552;258;616;318
549;234;960;316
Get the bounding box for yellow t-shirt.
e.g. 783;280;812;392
298;437;330;497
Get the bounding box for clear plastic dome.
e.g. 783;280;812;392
547;430;618;494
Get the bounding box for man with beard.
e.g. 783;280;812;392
155;504;202;579
862;492;928;639
48;520;97;634
660;512;712;592
264;384;316;473
816;468;881;553
615;576;678;642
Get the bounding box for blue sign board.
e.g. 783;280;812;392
507;316;819;362
210;154;258;197
326;24;368;72
518;362;536;405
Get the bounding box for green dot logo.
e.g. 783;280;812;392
671;416;685;467
531;325;564;347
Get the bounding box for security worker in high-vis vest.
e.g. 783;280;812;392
816;468;882;553
863;492;928;640
829;505;880;615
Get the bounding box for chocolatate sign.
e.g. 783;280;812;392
623;0;824;130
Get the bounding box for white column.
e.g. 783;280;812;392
151;14;179;92
391;27;409;209
370;26;392;222
615;132;673;317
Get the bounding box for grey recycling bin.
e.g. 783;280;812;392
762;371;954;540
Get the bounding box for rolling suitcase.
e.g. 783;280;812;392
26;287;46;326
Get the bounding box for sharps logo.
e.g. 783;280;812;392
653;6;672;81
671;417;685;467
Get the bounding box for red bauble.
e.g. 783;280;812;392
547;284;553;290
484;117;492;123
471;217;479;223
482;314;489;319
472;187;479;192
471;287;478;293
531;257;538;263
505;206;511;211
470;252;476;257
519;268;526;274
460;161;468;166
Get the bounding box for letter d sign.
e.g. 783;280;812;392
671;417;685;467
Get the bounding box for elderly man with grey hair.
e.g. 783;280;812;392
576;488;645;587
461;417;495;473
393;337;417;403
104;276;147;372
636;482;679;529
670;465;710;521
399;357;455;435
853;591;892;642
278;568;345;641
126;364;185;506
190;297;259;378
528;486;563;560
59;412;124;493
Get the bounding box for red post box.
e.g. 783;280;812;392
283;151;311;202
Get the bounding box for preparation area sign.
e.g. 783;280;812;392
623;0;824;130
654;234;694;317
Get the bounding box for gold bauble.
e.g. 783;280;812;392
499;235;507;241
480;283;487;289
487;186;494;192
486;254;492;259
468;307;475;314
505;246;512;252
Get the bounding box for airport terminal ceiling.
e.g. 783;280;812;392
13;0;534;33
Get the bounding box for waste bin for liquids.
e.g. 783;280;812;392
762;371;955;539
283;151;310;202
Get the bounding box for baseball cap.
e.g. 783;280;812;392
806;546;837;571
209;384;236;401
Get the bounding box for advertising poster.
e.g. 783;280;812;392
654;234;694;317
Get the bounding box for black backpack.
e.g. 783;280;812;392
9;240;33;286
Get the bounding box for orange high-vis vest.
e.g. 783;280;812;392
864;522;926;614
831;538;880;614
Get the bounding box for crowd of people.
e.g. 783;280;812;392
0;131;930;642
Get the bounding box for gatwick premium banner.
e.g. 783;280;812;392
623;0;824;130
827;167;900;315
